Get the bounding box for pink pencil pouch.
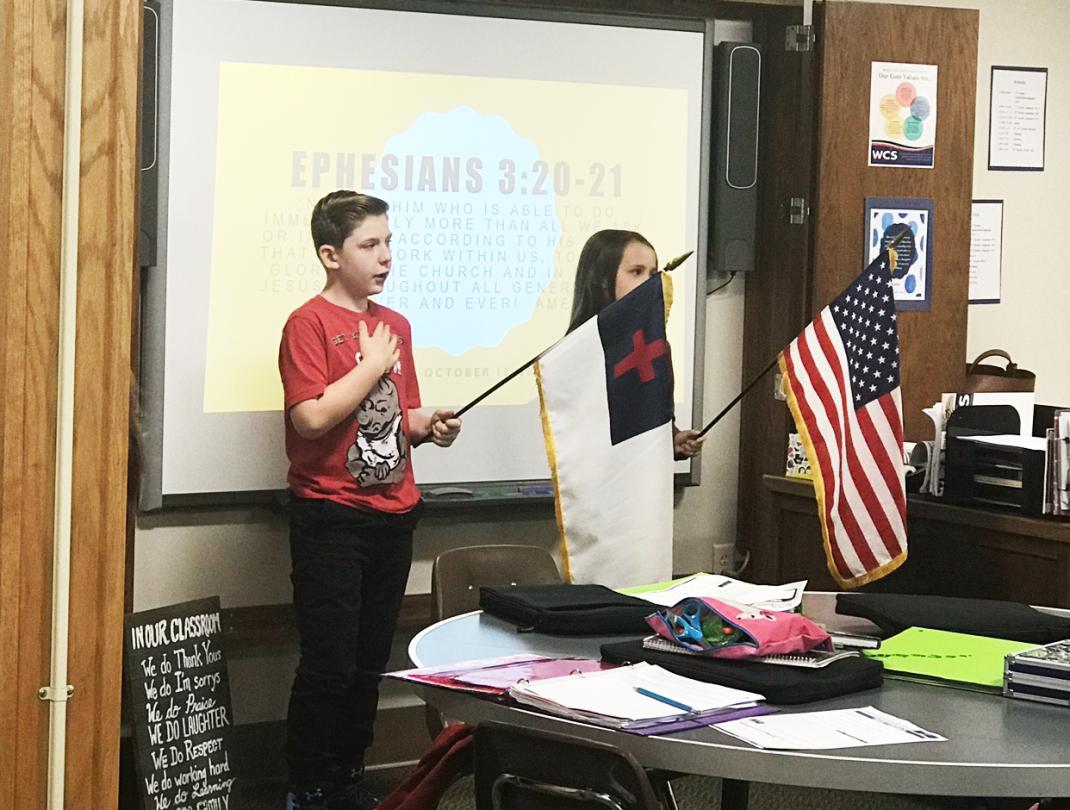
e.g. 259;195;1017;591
646;596;832;659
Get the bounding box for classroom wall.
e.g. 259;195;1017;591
850;0;1070;407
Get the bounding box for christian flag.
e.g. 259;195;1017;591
779;251;907;588
535;274;675;587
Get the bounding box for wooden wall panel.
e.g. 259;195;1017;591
0;1;65;807
814;2;978;440
1;0;137;806
65;0;140;807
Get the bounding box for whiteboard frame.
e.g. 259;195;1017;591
138;0;713;510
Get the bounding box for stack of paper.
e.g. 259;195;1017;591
508;662;764;729
1049;409;1070;516
628;573;806;613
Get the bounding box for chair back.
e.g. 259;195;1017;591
430;544;561;621
473;721;662;810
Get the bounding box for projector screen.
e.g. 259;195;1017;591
144;0;711;502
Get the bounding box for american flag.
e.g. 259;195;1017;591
779;251;907;587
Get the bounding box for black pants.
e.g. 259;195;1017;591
286;496;418;789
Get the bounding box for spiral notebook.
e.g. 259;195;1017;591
641;635;860;669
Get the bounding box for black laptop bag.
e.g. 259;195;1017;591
478;584;655;635
600;639;884;704
836;593;1070;644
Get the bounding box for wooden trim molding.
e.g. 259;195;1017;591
0;1;67;806
0;0;139;806
64;1;141;807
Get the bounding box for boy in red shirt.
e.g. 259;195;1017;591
278;191;461;810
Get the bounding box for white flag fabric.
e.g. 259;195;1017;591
535;274;675;587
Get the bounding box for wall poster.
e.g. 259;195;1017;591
865;197;934;311
869;62;938;169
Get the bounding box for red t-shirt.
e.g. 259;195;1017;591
279;296;422;514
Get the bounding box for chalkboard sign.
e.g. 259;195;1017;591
124;597;236;810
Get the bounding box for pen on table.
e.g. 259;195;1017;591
635;687;693;713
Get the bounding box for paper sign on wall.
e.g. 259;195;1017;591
869;62;938;169
989;66;1047;171
969;200;1003;303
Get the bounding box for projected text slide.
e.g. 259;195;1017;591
202;64;690;413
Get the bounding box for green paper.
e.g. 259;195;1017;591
864;627;1033;690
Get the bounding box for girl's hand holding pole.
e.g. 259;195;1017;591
673;428;704;460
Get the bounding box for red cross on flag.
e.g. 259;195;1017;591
614;331;669;383
535;274;675;587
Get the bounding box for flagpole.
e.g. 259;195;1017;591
454;349;545;418
696;356;779;438
695;234;908;438
453;252;694;418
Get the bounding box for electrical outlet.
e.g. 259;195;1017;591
711;542;736;575
773;371;787;401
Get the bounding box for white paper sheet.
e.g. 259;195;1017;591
958;434;1047;451
969;200;1003;303
636;574;807;612
716;707;946;750
989;67;1047;170
510;662;763;723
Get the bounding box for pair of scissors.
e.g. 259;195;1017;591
668;600;706;645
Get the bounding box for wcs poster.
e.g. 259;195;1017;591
869;62;938;168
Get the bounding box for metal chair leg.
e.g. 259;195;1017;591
657;778;679;810
721;778;750;810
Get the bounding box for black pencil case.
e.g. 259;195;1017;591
478;584;655;635
836;593;1070;644
599;639;883;704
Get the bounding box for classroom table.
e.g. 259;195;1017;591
406;593;1070;809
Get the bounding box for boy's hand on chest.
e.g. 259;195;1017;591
354;320;400;377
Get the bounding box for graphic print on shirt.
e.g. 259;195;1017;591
346;376;408;487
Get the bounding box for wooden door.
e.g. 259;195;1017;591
0;0;139;806
1;2;66;803
740;1;979;583
813;1;978;442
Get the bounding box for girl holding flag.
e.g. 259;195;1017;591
566;229;703;460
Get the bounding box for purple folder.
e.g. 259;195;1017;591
623;703;779;736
